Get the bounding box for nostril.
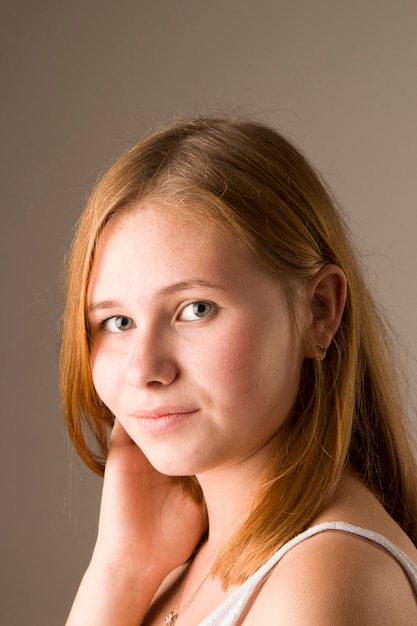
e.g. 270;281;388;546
125;346;178;389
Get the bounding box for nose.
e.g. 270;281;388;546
125;325;178;388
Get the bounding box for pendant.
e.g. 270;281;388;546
165;611;177;625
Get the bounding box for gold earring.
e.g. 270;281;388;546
315;344;327;361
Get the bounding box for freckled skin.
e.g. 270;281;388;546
87;204;305;478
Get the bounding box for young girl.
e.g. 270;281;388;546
61;117;417;624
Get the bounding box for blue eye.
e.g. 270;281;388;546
179;301;214;321
103;316;134;332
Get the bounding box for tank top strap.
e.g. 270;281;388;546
199;521;417;626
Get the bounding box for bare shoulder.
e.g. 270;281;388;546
242;527;417;625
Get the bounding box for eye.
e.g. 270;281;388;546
103;316;134;333
179;301;214;321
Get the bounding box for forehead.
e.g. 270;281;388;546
87;202;252;297
96;202;239;260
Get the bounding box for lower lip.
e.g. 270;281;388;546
134;410;199;434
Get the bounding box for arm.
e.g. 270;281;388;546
65;562;159;626
66;420;206;625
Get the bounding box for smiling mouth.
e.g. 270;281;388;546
129;407;199;433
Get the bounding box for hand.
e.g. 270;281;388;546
66;421;206;625
91;419;207;582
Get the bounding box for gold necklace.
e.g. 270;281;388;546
164;567;211;625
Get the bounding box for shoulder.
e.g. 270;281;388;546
242;526;417;625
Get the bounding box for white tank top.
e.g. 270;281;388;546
199;521;417;625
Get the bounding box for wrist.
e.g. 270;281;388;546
89;548;167;592
66;557;164;626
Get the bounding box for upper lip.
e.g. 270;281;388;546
129;406;198;419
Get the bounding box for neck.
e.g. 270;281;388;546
194;426;289;558
195;458;265;551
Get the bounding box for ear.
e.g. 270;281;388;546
304;264;347;358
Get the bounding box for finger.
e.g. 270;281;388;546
109;418;135;447
107;419;156;476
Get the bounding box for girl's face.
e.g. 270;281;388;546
87;204;306;477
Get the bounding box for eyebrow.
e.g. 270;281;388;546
87;299;121;314
160;280;224;295
87;280;224;313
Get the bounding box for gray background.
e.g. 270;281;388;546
1;1;416;624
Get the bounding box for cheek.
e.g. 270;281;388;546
222;323;302;412
204;331;247;376
194;330;272;401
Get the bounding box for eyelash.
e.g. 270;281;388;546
96;301;216;334
178;301;215;321
100;316;134;333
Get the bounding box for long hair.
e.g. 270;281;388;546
60;116;417;585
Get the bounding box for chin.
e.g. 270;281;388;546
145;452;200;477
147;450;215;478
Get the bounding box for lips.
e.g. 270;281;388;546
129;406;199;433
130;405;198;419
